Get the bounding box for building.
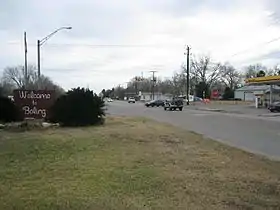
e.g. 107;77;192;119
264;87;280;107
233;75;280;108
234;85;270;101
139;92;172;101
234;85;280;107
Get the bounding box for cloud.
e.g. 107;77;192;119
1;0;280;92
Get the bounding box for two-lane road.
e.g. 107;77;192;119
108;101;280;160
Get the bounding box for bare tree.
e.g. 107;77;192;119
244;64;267;78
221;64;241;90
172;72;184;95
0;78;16;96
1;65;64;95
3;66;25;88
267;65;280;76
3;65;38;88
190;55;223;88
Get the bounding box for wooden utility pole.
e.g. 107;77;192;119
37;40;41;85
134;76;138;96
24;31;28;87
150;71;157;100
185;46;190;105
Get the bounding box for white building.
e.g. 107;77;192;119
234;85;280;102
139;92;172;101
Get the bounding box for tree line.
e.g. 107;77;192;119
105;55;280;100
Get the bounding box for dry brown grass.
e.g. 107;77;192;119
209;100;253;105
0;116;279;209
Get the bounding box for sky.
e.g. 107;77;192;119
1;0;280;92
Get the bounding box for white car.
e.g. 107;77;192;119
104;97;113;102
128;97;136;103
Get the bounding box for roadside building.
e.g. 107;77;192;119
234;85;270;101
264;87;280;107
234;85;280;107
140;92;172;101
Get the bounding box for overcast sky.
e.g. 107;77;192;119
1;0;280;92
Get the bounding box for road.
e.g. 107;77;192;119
107;101;280;160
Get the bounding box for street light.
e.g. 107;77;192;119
37;26;72;84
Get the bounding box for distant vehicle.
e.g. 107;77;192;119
194;96;203;102
268;101;280;112
128;97;136;103
145;100;165;107
164;98;183;111
104;97;113;102
107;98;113;102
178;95;202;102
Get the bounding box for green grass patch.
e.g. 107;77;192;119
0;117;279;209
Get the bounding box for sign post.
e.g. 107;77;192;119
13;90;55;119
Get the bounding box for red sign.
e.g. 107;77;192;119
13;90;55;119
211;90;219;98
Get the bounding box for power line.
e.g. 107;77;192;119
231;35;280;58
6;42;183;48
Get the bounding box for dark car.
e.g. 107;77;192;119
164;99;183;111
268;101;280;112
145;100;165;107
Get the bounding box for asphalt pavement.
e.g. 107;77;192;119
107;101;280;160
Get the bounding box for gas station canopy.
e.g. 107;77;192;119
245;75;280;85
245;75;280;108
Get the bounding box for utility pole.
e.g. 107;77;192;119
134;76;138;96
37;39;41;83
150;71;157;100
185;46;190;105
24;31;28;88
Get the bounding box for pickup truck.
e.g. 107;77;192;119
164;99;183;111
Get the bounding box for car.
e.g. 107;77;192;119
164;98;183;111
107;98;113;102
268;101;280;112
145;100;165;107
128;97;136;103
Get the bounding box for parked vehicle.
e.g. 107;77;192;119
164;99;183;111
268;101;280;112
128;97;136;103
145;100;165;107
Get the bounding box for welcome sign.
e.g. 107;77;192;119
13;90;55;119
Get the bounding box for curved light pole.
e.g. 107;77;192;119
37;27;72;86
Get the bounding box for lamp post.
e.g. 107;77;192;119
37;27;72;87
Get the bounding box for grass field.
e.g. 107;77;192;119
209;101;253;105
0;117;280;210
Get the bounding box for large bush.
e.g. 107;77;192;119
223;87;234;100
49;87;105;126
0;96;21;122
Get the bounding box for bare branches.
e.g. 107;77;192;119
3;66;25;88
220;64;240;89
190;55;223;88
1;65;64;94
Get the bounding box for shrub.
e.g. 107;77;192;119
0;96;21;123
223;87;234;100
49;87;105;126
